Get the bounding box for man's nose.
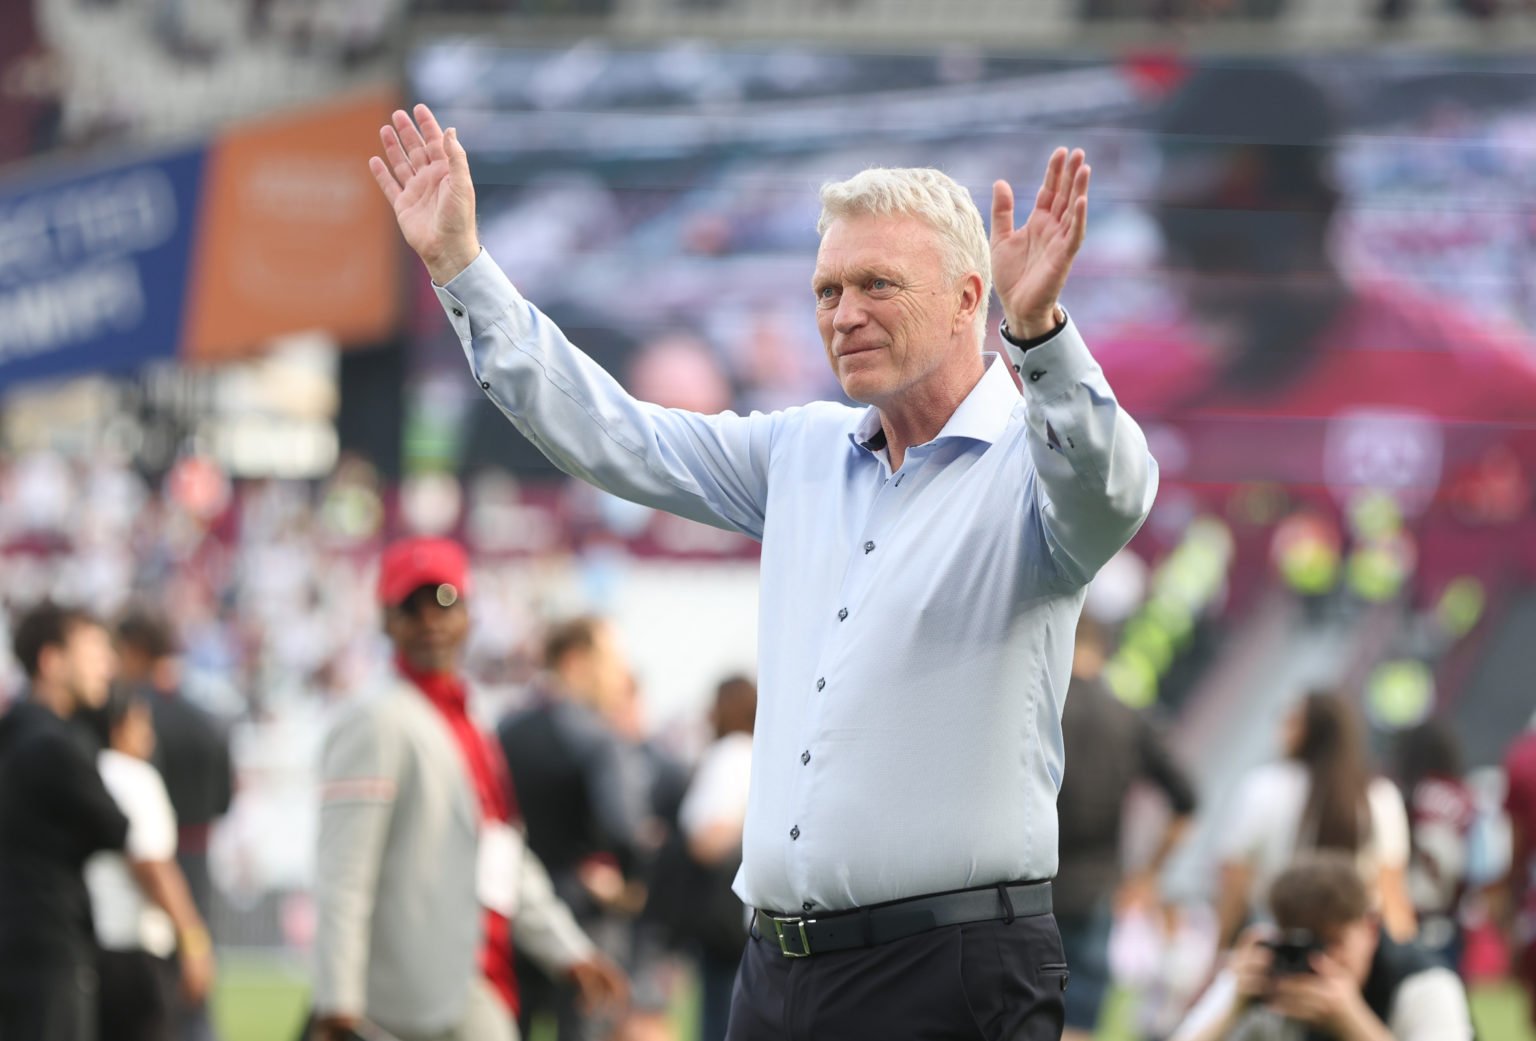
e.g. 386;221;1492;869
833;291;867;334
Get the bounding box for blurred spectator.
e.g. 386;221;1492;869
0;603;127;1041
82;686;214;1041
1057;616;1198;1040
1503;724;1536;1027
1214;691;1415;948
1392;717;1476;970
595;672;688;1041
310;538;623;1041
653;674;756;1041
498;616;657;1041
115;606;233;1041
1172;850;1474;1041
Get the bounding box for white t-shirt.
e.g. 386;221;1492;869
1170;963;1473;1041
1220;761;1410;918
86;750;178;957
679;732;753;840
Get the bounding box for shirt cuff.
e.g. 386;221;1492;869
1002;309;1098;402
432;247;525;344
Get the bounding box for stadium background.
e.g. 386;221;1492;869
2;1;1535;1038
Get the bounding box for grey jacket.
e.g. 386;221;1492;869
313;673;594;1036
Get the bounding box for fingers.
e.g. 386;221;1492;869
367;155;402;206
990;180;1014;246
1039;147;1067;204
1051;149;1085;220
445;126;469;178
392;108;430;170
414;102;448;161
380;122;415;186
1067;165;1090;252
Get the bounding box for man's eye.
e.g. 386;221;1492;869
870;278;891;291
817;286;838;300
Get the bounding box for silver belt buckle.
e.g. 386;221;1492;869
771;915;813;958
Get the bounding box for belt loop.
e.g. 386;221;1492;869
997;883;1015;925
861;906;873;946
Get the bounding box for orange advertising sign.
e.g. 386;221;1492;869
183;87;401;361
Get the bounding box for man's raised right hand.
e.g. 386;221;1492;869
368;103;481;285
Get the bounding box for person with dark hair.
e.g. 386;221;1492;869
114;607;233;1041
1057;615;1198;1040
1171;851;1473;1041
83;686;215;1041
0;602;128;1041
1392;718;1475;970
496;616;657;1041
1215;692;1415;949
310;538;625;1041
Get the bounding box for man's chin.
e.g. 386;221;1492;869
836;370;890;406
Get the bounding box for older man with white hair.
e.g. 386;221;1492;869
370;104;1157;1041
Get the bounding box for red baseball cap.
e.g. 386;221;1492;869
377;537;471;608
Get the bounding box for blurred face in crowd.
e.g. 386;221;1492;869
1301;915;1379;984
386;584;470;674
813;213;984;408
557;621;631;715
39;621;116;713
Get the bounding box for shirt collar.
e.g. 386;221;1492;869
848;353;1019;454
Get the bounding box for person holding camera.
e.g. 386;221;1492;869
1171;851;1472;1041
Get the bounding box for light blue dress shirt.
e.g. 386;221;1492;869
436;250;1158;915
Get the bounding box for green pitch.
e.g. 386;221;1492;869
211;956;1533;1041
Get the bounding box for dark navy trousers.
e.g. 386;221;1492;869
726;913;1070;1041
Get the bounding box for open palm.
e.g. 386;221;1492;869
368;104;480;284
990;148;1090;337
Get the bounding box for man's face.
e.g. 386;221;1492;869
1320;916;1379;984
813;213;976;407
586;623;631;713
51;623;116;712
386;585;470;674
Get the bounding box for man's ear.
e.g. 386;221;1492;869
954;271;985;333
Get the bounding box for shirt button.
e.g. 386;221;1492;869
480;381;491;389
790;826;800;840
863;541;875;554
802;901;815;912
1029;369;1045;382
894;474;904;487
816;678;825;692
801;750;811;765
452;308;464;317
837;607;848;622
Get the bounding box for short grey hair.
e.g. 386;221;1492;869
817;167;992;344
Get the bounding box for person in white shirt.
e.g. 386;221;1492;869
84;687;214;1041
1172;851;1473;1041
676;676;757;1041
1216;691;1416;948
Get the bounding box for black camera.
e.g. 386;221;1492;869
1263;930;1321;975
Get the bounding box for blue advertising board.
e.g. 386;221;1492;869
0;147;206;389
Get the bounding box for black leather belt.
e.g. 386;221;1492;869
752;880;1052;958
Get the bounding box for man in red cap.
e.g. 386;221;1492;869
311;536;626;1041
